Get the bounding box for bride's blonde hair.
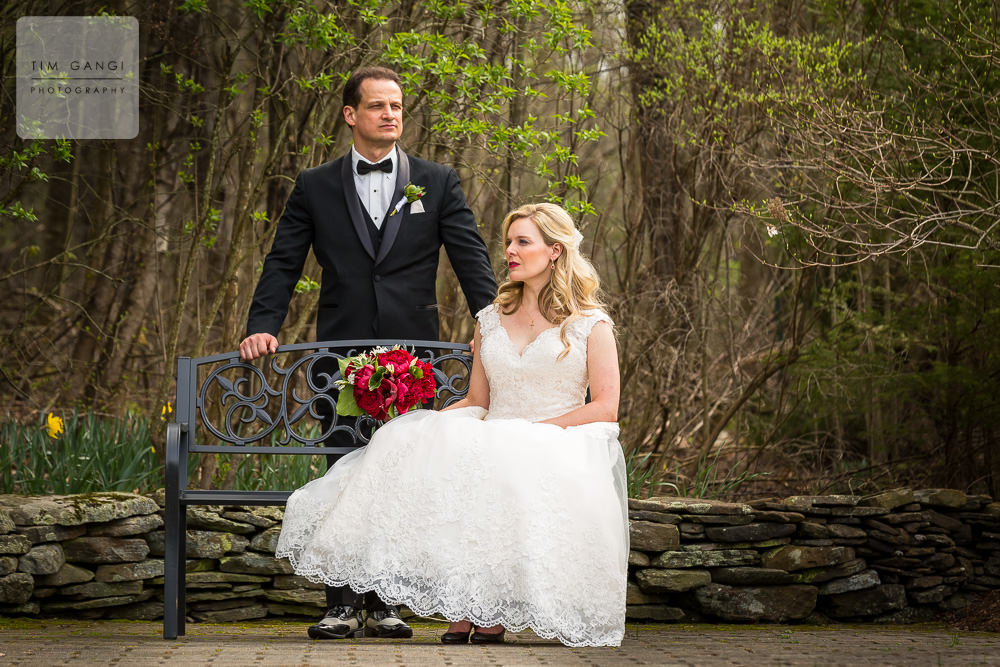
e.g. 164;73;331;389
495;203;607;358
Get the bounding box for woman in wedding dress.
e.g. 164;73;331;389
276;202;629;647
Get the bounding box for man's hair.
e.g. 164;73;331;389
342;67;403;109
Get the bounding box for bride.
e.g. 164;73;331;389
276;202;629;647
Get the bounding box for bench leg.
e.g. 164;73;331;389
177;508;187;636
163;498;184;638
164;421;188;639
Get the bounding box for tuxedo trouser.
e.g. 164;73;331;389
316;408;389;612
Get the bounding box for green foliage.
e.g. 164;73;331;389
629;0;861;147
668;445;772;500
0;412;332;495
293;275;319;294
626;446;770;500
278;2;354;49
743;244;1000;493
0;202;38;223
205;421;329;491
380;0;602;216
0;140;73;226
1;412;160;494
737;0;1000;264
178;0;209;13
625;449;677;498
210;452;326;492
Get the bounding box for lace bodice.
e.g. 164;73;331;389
477;305;613;422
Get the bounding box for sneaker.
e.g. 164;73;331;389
364;606;414;638
308;606;363;639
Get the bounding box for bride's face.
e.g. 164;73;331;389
505;217;559;284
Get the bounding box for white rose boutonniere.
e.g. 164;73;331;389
390;183;427;216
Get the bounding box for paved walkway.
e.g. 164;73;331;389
0;619;998;666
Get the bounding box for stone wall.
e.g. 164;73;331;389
0;489;997;624
628;490;1000;623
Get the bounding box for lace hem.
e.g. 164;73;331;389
274;548;624;648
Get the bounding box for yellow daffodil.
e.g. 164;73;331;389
160;402;173;421
46;413;64;439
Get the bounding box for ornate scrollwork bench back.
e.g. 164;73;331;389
163;339;472;639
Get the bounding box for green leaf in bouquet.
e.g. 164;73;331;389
369;365;388;390
337;355;356;379
336;387;365;417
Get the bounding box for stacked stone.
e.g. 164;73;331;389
0;493;162;618
0;493;325;622
852;489;999;620
750;493;912;622
143;502;325;623
2;489;998;624
628;489;1000;623
750;489;1000;621
628;497;819;622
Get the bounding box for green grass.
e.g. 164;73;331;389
668;444;772;500
626;449;678;498
1;413;329;495
1;411;159;494
626;443;772;500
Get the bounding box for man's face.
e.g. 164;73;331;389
344;78;403;149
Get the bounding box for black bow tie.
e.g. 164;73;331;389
357;159;393;175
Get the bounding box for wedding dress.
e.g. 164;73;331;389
276;305;629;647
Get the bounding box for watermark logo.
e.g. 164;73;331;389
17;16;139;139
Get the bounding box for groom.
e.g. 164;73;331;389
240;66;497;639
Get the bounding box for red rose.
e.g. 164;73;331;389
355;388;385;419
353;363;375;390
378;349;412;374
380;377;399;407
395;374;414;409
414;361;436;400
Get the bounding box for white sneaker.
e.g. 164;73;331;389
307;606;363;639
364;606;413;638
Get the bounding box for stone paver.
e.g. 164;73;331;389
0;619;997;666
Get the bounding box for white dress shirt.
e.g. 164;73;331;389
351;145;397;229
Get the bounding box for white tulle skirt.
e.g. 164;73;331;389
275;406;629;647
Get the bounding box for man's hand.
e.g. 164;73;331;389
240;333;279;361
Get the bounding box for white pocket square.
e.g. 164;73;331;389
410;199;425;214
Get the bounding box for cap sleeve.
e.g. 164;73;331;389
574;310;613;340
475;304;501;337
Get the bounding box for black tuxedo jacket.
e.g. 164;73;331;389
246;147;497;342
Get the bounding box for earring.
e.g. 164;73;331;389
550;261;555;271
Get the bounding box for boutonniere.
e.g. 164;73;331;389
390;182;427;216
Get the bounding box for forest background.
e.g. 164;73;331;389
1;0;998;498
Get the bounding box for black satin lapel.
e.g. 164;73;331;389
391;146;409;205
376;147;410;265
341;154;376;260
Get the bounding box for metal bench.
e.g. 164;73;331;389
163;339;472;639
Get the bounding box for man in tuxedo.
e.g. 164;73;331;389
239;66;497;640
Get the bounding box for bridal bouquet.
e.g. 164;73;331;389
334;346;436;421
